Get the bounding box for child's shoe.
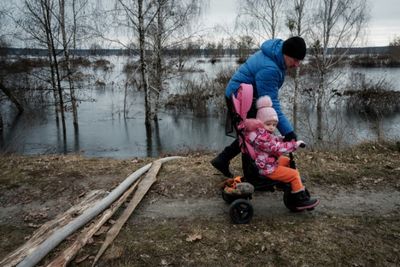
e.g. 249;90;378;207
291;190;320;210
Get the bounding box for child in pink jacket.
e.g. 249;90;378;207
244;96;319;210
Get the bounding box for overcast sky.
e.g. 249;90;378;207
202;0;400;47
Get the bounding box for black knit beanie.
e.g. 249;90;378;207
282;36;306;60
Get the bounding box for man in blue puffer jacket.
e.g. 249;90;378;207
211;36;306;178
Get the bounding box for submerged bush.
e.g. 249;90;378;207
350;54;400;68
164;68;234;116
3;58;49;73
344;74;400;117
70;57;91;68
123;61;138;73
93;59;113;71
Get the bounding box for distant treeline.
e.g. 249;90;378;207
0;46;391;57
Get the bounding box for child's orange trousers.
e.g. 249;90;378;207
267;156;304;192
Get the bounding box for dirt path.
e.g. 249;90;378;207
1;187;399;226
134;188;400;220
2;188;399;226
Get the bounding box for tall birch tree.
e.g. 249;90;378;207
308;0;368;142
23;0;67;138
286;0;310;131
147;0;203;121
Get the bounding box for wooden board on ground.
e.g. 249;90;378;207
91;160;163;266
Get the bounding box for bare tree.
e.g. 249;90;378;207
22;0;67;138
389;36;400;60
308;0;369;143
59;0;78;127
146;0;204;121
237;35;255;59
0;82;24;113
285;0;310;131
0;3;24;115
103;0;204;124
109;0;158;125
59;0;89;128
236;0;283;42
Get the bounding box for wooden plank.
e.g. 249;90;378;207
0;190;106;267
46;180;141;267
91;160;163;266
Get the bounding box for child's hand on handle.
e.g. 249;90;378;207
296;140;306;148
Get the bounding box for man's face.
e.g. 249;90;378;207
284;55;301;69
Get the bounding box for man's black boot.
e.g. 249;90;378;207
211;155;233;178
211;139;240;178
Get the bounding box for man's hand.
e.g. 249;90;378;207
283;131;297;141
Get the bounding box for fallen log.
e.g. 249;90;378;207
46;179;141;267
0;190;106;267
91;159;162;266
16;156;183;267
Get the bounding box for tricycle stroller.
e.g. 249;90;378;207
221;84;319;224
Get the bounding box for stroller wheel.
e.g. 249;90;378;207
229;199;253;224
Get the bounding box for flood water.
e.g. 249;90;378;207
1;56;399;158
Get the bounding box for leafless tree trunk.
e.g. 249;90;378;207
309;0;368;143
286;0;309;132
150;0;164;122
137;0;151;126
43;0;67;138
59;0;78;128
0;82;24;113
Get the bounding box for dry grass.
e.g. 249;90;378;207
1;142;400;266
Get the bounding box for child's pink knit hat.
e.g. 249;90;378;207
256;96;278;123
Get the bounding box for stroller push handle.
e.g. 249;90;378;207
297;140;306;148
290;141;305;169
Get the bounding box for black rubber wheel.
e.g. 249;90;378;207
221;190;236;204
229;199;253;224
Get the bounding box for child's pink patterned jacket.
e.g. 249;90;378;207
245;127;298;175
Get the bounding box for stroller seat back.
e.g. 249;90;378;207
231;84;289;191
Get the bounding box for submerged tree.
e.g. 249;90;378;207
107;0;157;125
389;36;400;62
308;0;369;143
0;3;24;115
22;0;67;138
147;0;203;121
16;0;90;143
285;0;310;132
102;0;205;125
59;0;89;128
